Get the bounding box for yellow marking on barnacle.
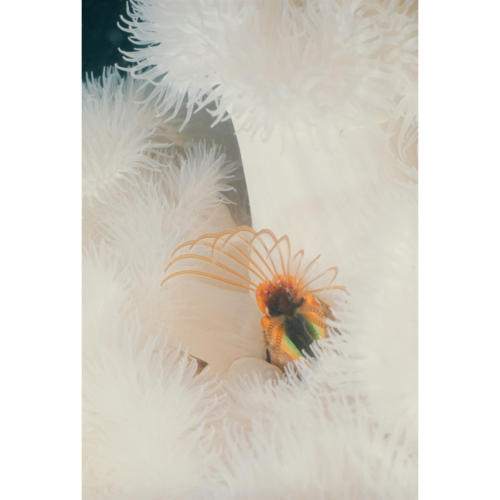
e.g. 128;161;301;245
303;293;320;306
164;253;258;288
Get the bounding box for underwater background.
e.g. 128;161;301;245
82;0;133;77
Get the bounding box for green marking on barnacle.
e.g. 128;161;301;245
306;319;323;340
296;312;322;341
283;334;302;358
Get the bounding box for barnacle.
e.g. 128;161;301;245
162;227;346;369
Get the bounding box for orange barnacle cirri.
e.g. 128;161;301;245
162;227;346;370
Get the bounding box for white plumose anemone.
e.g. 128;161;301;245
83;1;418;497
